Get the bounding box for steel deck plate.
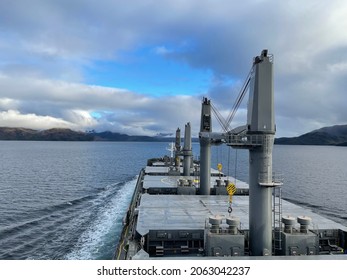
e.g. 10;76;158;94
143;174;249;190
136;194;347;236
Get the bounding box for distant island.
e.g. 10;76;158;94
275;124;347;146
1;125;347;146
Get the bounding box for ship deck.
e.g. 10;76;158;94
138;164;347;235
115;164;347;259
136;194;347;236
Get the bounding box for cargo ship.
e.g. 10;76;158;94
115;50;347;259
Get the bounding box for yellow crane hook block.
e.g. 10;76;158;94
226;183;237;213
226;183;237;203
227;183;237;195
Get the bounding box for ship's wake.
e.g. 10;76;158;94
0;178;136;260
64;178;137;260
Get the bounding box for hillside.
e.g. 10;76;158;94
275;124;347;146
2;125;347;144
0;127;172;142
0;127;93;141
91;131;157;142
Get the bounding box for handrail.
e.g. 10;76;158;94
226;134;264;147
258;172;284;187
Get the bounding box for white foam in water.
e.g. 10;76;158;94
65;178;137;260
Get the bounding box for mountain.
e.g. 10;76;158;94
2;125;347;145
275;124;347;146
0;127;93;141
0;127;172;142
90;131;165;142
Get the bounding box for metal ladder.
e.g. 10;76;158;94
272;186;282;254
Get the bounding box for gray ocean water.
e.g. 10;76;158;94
0;141;346;260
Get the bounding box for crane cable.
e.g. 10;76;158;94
211;102;228;132
209;65;253;214
209;65;253;133
234;149;238;187
225;66;254;130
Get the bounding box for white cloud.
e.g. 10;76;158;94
0;110;75;130
0;98;20;110
0;73;203;135
0;74;148;110
154;46;171;56
1;0;347;136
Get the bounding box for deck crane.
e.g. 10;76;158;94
199;49;281;256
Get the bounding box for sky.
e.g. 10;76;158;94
1;0;347;137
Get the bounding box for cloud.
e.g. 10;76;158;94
0;110;75;130
0;74;147;110
0;73;202;135
1;0;347;137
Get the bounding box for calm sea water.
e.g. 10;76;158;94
0;141;346;260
